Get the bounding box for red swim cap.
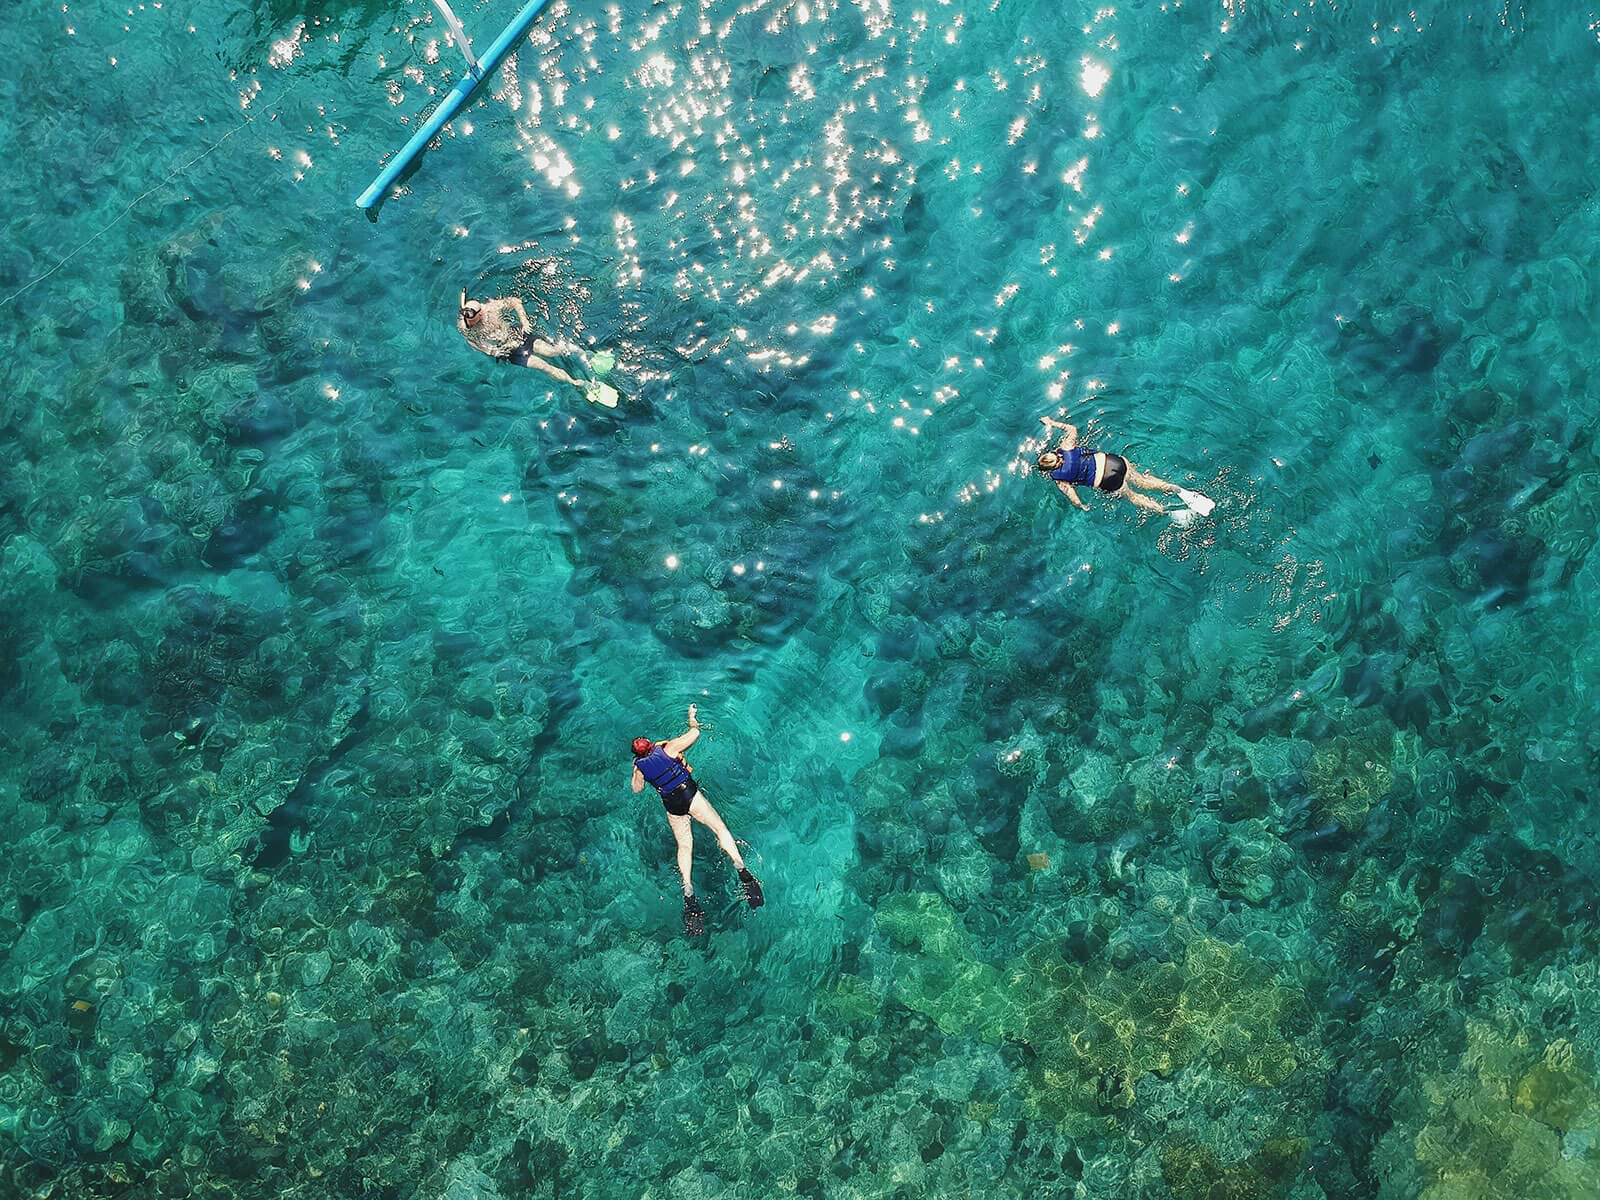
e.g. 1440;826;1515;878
632;737;654;758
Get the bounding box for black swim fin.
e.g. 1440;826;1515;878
683;893;706;937
738;868;765;909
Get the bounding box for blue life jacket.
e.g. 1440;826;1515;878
636;746;691;795
1049;447;1097;486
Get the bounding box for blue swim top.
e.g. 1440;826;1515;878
1049;447;1097;486
636;746;691;795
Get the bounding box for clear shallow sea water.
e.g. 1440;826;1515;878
3;0;1600;1196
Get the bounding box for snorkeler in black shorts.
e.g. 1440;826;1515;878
631;704;764;934
1035;415;1211;518
456;291;618;407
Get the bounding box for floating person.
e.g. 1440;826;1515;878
630;704;764;936
457;290;619;407
1035;414;1214;519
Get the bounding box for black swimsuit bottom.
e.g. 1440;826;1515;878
660;777;699;816
504;334;541;368
1097;453;1128;493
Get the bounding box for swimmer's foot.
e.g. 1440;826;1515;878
683;893;706;937
738;868;764;909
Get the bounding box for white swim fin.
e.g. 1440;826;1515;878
1177;488;1215;517
585;381;620;408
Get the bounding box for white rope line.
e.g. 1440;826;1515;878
0;79;301;311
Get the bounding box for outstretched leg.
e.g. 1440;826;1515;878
1125;462;1182;494
689;793;764;908
521;353;581;388
1126;464;1190;496
666;812;696;895
687;793;746;870
1120;487;1167;515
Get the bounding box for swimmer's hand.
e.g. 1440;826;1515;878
687;704;699;729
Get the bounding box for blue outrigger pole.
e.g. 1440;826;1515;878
355;0;555;215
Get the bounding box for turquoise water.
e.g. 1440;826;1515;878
4;0;1600;1195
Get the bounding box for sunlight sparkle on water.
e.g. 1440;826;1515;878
1080;58;1111;97
9;0;1588;1194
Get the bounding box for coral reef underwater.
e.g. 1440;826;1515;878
3;1;1600;1198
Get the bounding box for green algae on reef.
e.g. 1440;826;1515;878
5;0;1600;1197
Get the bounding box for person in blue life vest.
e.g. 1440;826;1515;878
631;704;763;936
1035;414;1202;516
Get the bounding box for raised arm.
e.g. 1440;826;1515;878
1040;414;1079;448
662;704;702;757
